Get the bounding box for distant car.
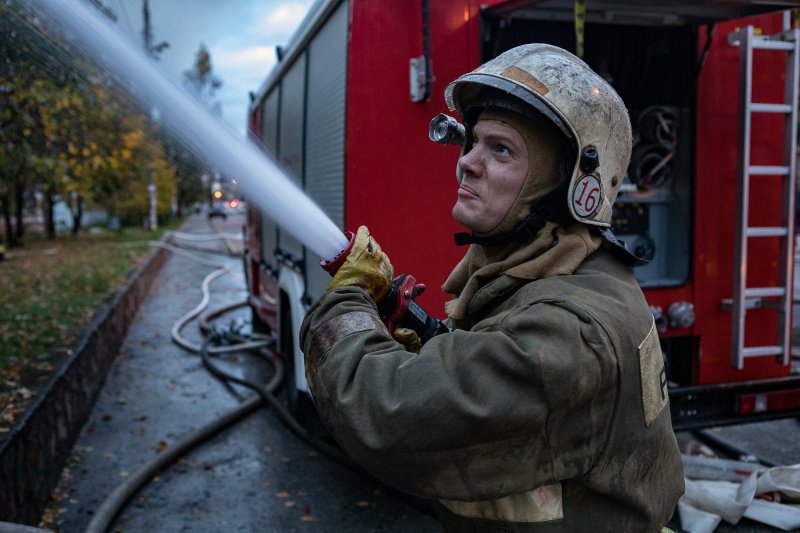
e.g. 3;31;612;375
208;203;227;220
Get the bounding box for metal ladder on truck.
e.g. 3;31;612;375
727;19;800;370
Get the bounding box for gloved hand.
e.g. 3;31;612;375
392;327;422;353
326;226;394;302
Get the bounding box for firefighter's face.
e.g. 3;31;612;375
453;119;529;234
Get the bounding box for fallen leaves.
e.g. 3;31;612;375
271;490;318;522
0;230;157;434
0;371;37;430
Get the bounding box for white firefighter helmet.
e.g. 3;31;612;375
445;43;632;227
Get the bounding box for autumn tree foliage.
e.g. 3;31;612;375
0;0;205;244
183;44;223;116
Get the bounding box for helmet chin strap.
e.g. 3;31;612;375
452;190;651;269
453;179;572;247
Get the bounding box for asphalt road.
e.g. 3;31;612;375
45;209;800;532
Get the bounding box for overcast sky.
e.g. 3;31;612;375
109;0;313;137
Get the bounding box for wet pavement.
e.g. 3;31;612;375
47;210;439;532
44;209;800;532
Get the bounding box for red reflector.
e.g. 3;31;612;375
738;395;756;414
738;389;800;414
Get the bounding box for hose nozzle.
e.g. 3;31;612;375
320;231;355;274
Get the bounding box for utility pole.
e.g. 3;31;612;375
142;0;153;56
148;178;157;231
141;0;169;231
141;0;168;58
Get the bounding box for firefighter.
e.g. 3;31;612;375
300;43;684;532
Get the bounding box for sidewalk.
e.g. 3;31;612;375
47;213;438;532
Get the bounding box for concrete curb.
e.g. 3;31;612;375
0;237;172;525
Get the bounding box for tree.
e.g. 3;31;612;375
161;138;207;217
177;45;224;212
183;44;223;116
0;0;75;244
141;0;169;59
0;0;200;242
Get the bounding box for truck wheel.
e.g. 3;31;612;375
250;306;271;337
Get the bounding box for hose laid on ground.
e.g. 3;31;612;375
84;349;284;533
169;265;228;350
164;236;350;465
85;229;274;533
167;229;434;520
169;231;242;242
0;521;52;533
692;428;778;468
199;298;248;334
87;227;429;532
199;338;354;468
169;268;270;355
197;338;436;520
163;232;270;355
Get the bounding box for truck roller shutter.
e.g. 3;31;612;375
277;53;307;262
304;0;348;300
261;88;280;270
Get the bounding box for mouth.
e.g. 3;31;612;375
458;183;479;199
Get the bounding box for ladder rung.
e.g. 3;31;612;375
748;165;790;176
742;346;784;358
746;227;789;237
752;39;795;51
751;103;793;113
744;287;786;298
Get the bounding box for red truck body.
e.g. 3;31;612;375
245;0;800;429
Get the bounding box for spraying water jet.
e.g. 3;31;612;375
31;0;349;261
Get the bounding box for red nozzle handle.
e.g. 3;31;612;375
320;231;355;275
381;274;418;334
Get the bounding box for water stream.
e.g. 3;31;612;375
31;0;349;261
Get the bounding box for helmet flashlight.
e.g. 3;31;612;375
429;113;466;145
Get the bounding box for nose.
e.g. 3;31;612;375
458;145;483;179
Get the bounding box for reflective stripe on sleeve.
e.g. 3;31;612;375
439;483;564;523
306;311;389;387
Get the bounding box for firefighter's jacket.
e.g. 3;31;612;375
300;246;685;532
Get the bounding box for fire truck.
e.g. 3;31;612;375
244;0;800;431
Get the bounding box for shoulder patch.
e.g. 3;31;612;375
639;318;668;426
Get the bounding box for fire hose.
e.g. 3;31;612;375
82;234;280;533
30;2;443;527
82;229;439;533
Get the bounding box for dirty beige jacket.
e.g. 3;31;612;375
300;247;684;532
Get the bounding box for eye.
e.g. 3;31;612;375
494;143;511;157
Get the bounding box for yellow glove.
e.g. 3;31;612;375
326;226;394;302
393;327;421;353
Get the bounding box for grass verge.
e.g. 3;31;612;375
0;225;174;429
